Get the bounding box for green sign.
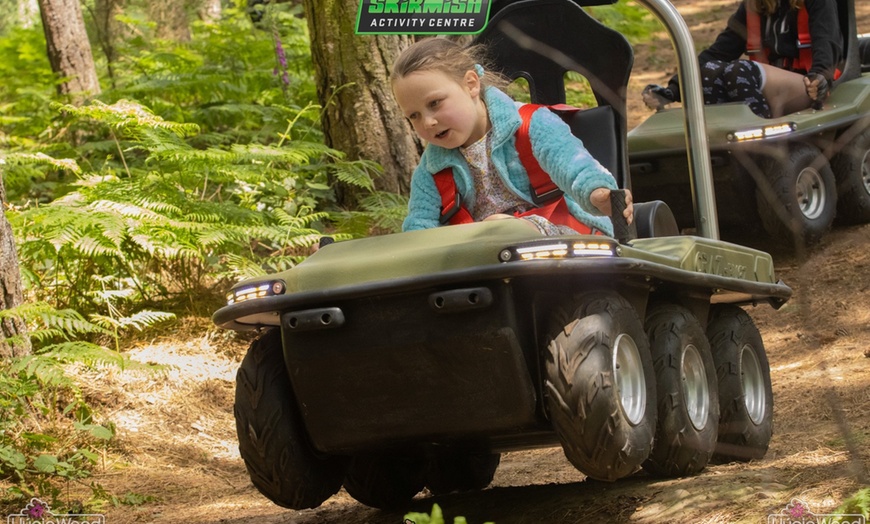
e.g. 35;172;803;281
356;0;492;35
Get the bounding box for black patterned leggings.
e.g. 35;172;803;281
701;59;772;118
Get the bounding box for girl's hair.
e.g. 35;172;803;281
748;0;803;15
391;37;510;90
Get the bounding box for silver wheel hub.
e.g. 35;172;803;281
613;334;646;426
860;149;870;195
796;166;826;220
740;344;766;425
681;344;710;431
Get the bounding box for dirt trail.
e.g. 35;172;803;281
90;2;870;523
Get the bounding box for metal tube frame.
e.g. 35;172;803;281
635;0;720;239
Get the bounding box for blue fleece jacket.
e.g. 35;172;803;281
401;86;618;236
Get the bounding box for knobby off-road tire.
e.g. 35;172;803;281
234;329;348;509
642;303;719;477
545;291;656;481
707;305;773;462
343;454;426;509
424;450;500;495
831;127;870;224
755;143;837;248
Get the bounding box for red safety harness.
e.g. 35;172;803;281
745;4;839;79
746;5;812;71
434;103;596;235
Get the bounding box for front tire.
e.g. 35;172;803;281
707;305;773;462
642;303;719;477
545;291;656;481
831;128;870;224
234;329;348;509
755;143;837;248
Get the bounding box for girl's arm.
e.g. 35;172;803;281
527;107;617;216
402;164;444;232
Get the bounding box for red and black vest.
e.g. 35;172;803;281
746;5;815;73
434;103;596;235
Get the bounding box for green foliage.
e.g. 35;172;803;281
835;488;870;520
0;301;161;511
2;1;393;317
8;96;376;313
587;1;659;45
405;504;494;524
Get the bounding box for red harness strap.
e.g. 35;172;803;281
746;5;829;77
434;103;596;235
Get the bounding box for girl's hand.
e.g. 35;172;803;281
591;188;634;225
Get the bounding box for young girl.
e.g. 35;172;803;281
643;0;842;118
391;38;632;237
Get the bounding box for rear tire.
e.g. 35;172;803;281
755;143;836;248
425;450;500;495
831;128;870;224
642;303;719;477
234;329;348;509
707;305;773;462
343;454;425;510
545;291;656;481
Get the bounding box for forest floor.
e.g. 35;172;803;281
33;1;870;523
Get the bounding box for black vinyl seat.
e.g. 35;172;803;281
473;0;679;238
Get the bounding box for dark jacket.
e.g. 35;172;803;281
668;0;843;96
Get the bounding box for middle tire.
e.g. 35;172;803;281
343;454;425;510
545;291;656;481
642;303;719;477
424;449;500;495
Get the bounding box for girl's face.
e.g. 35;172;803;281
393;68;489;149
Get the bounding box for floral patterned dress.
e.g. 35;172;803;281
459;130;577;236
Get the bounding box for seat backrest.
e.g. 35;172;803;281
564;105;619;178
472;0;633;188
834;0;860;84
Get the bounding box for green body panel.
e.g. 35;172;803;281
289;220;544;292
628;74;870;157
227;220;778;301
623;237;776;284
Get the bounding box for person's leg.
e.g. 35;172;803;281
757;63;813;117
700;60;728;105
721;60;772;118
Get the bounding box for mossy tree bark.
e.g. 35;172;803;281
0;175;31;360
302;0;421;208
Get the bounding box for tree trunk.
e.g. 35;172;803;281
38;0;101;102
91;0;125;88
148;0;192;41
0;174;31;360
302;0;421;207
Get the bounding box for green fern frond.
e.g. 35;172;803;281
221;254;268;279
55;100;200;138
2;151;81;175
11;341;129;386
331;159;381;190
117;310;176;331
89;200;168;222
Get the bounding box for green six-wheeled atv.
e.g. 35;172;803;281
629;0;870;248
214;0;793;511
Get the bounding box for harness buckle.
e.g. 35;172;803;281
530;183;563;206
440;193;462;224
